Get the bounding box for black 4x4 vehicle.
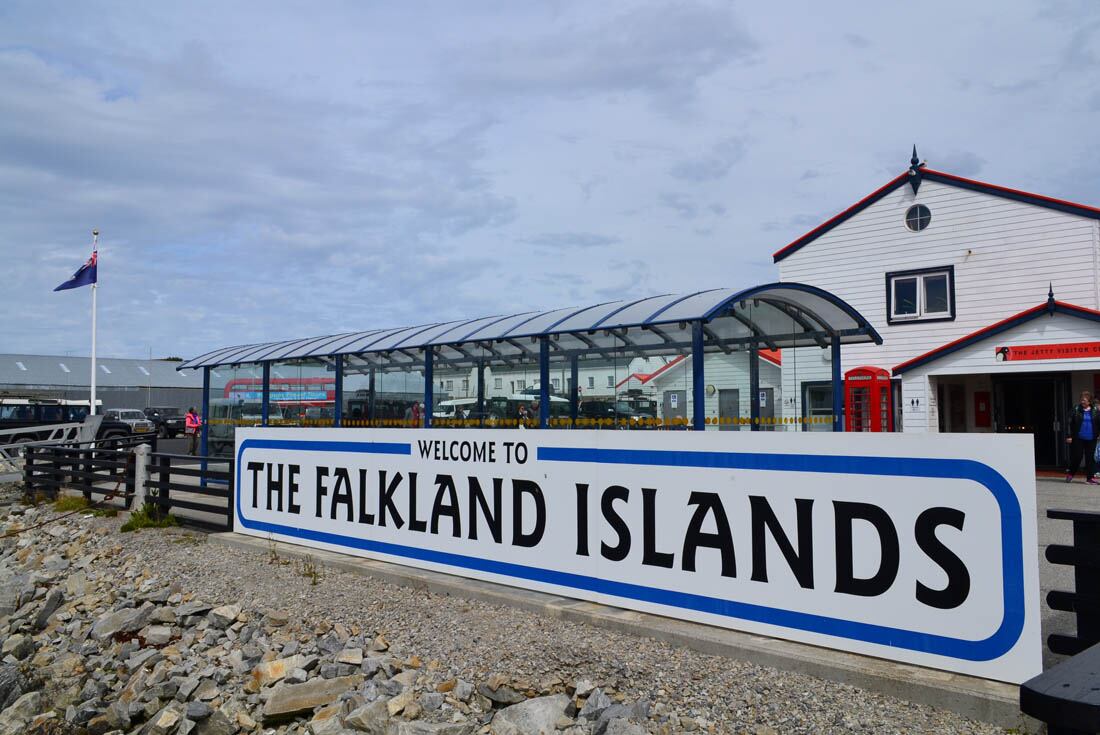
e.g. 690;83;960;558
0;397;134;442
143;407;185;438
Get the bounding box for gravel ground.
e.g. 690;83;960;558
104;522;1009;735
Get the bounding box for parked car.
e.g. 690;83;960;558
103;408;156;435
143;406;185;438
0;397;132;442
578;399;655;427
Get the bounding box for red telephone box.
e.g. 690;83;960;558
844;366;893;432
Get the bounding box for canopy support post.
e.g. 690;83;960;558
570;355;579;425
423;349;434;428
333;355;343;427
749;343;760;431
200;367;210;457
367;367;376;424
261;362;271;427
692;321;705;431
476;359;485;427
832;338;844;432
539;338;550;428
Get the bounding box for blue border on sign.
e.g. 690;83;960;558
235;438;1025;662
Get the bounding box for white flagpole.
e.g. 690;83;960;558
90;230;98;416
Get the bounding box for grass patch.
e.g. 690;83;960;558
20;489;51;506
120;503;178;533
93;507;119;518
298;554;323;586
54;495;90;512
170;533;205;546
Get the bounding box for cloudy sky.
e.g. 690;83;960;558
2;1;1098;359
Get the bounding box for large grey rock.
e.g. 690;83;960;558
90;604;153;640
593;702;650;735
206;604;240;629
391;723;475;735
478;682;524;706
0;665;30;711
603;720;646;735
34;588;63;630
0;635;31;661
343;699;389;734
579;688;611;720
262;674;363;722
490;694;571;735
185;700;212;720
195;709;235;735
0;691;44;735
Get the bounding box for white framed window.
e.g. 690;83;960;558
445;379;453;391
551;378;560;390
606;375;614;388
516;379;526;390
886;266;954;324
494;377;502;389
461;378;469;393
587;376;595;389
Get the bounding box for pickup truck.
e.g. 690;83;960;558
0;398;134;443
143;406;186;438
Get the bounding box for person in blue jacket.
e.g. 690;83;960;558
1066;390;1100;483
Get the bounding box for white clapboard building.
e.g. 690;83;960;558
775;149;1100;467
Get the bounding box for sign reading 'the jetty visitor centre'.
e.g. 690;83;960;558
234;428;1040;683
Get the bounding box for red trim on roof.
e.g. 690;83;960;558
922;169;1100;217
772;173;908;261
759;348;782;366
892;301;1100;374
773;168;1100;264
614;355;687;389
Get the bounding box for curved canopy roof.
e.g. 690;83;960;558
178;282;881;371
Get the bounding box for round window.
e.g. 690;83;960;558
905;204;931;231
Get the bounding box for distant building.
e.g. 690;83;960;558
0;354;203;411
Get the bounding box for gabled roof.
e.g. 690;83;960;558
892;298;1100;375
773;169;1100;263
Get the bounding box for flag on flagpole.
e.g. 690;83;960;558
54;248;98;291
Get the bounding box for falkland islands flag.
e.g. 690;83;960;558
54;249;98;291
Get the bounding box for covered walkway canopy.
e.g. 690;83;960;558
179;281;880;435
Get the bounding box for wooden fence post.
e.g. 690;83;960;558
23;445;34;493
157;454;171;519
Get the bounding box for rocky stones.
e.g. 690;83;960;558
146;704;183;735
141;624;174;646
247;653;311;691
262;674;363;721
336;646;363;666
207;603;241;629
185;699;213;719
578;687;611;720
345;699;390;734
0;690;43;735
89;603;152;640
489;694;571;735
33;588;63;630
0;665;29;711
0;634;31;661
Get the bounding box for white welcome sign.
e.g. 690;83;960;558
233;427;1040;683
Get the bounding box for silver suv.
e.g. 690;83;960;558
104;408;156;434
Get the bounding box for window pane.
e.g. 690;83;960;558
924;275;949;313
893;278;918;316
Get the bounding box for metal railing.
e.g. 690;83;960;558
1045;508;1100;656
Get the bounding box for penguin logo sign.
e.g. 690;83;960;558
234;428;1040;684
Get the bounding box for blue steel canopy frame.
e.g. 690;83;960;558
183;282;881;432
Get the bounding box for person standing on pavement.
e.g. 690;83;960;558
1066;391;1099;484
185;407;202;456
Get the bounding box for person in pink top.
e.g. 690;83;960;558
185;407;202;455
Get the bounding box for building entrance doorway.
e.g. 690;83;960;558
993;373;1069;469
